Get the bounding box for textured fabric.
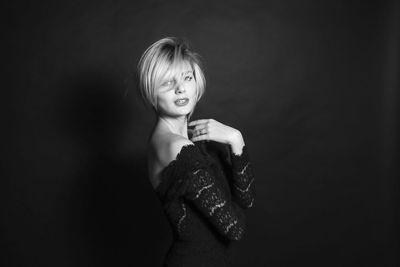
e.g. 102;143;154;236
155;141;255;267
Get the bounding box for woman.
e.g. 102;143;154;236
137;37;255;267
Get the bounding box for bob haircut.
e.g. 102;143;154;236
137;37;206;120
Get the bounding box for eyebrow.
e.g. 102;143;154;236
181;70;193;76
162;70;193;82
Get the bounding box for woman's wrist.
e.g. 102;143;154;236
228;130;245;156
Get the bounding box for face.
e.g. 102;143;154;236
155;61;197;118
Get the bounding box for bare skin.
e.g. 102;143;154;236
147;116;245;190
146;62;245;190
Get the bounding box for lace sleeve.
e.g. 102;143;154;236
183;165;246;241
229;145;255;209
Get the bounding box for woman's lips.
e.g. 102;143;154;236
175;97;189;106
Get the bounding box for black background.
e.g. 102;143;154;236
3;0;399;266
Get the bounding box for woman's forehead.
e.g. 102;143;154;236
163;61;193;79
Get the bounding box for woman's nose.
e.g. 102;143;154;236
175;83;186;94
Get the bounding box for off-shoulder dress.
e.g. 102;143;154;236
154;140;255;267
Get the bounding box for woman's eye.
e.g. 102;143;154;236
163;80;173;86
184;76;193;81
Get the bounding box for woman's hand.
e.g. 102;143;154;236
188;119;245;155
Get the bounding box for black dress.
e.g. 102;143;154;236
155;140;255;267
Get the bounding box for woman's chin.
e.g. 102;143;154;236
173;107;194;116
159;104;195;118
164;110;192;118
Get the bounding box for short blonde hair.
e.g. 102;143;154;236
137;37;206;119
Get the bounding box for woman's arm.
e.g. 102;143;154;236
228;131;255;209
183;165;247;241
171;139;247;241
188;119;255;209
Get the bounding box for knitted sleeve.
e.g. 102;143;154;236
228;145;255;209
180;145;247;241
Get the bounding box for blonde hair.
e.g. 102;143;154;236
137;37;206;119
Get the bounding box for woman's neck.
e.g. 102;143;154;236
158;116;189;139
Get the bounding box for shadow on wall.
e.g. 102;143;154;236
55;71;168;266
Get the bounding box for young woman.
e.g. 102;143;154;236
137;37;255;267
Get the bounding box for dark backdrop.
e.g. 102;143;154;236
3;0;399;266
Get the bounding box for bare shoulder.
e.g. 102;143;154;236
161;134;195;168
151;133;195;170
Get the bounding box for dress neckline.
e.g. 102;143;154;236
154;143;198;193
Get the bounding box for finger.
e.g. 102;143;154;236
188;119;209;126
193;124;208;132
191;133;210;142
200;128;208;135
192;128;205;137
